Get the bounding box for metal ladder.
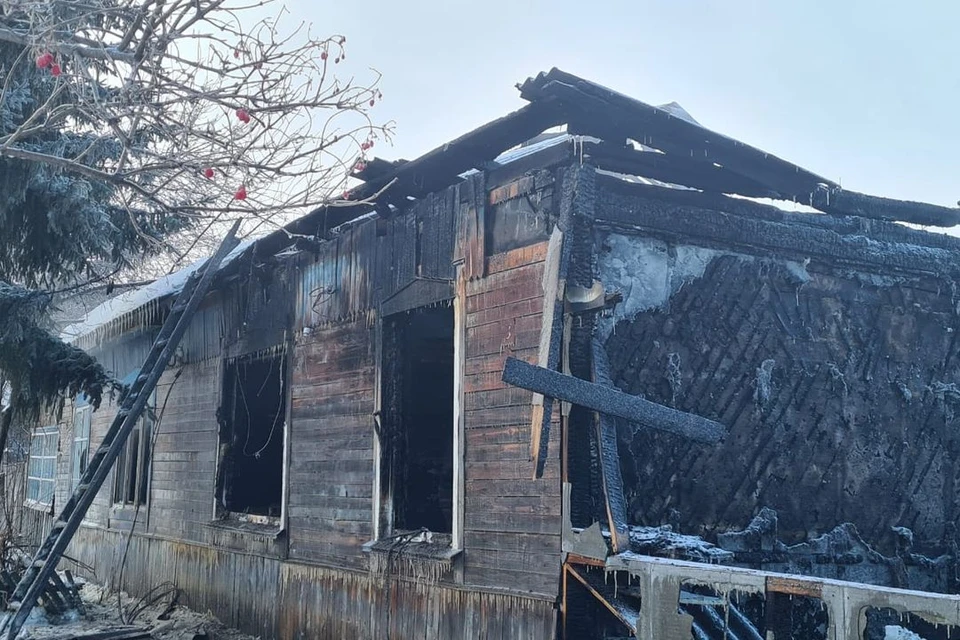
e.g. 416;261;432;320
1;221;241;639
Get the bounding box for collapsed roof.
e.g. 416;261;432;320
64;68;960;345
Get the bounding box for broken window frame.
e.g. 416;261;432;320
71;400;92;491
26;425;58;509
112;391;154;510
214;348;290;527
372;290;466;550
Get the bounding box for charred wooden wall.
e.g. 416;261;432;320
287;318;376;566
15;164;570;639
63;525;555;639
463;243;562;595
595;178;960;555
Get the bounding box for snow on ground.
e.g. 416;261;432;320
21;581;259;640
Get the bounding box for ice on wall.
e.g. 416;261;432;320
597;233;720;339
885;626;924;640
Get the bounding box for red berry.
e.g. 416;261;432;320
235;108;250;123
340;37;346;45
321;51;328;61
203;168;214;179
234;185;247;200
341;190;350;199
334;57;340;64
36;53;53;69
353;161;366;173
50;64;62;77
234;49;240;59
369;99;375;107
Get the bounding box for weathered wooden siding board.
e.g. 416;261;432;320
147;362;220;542
179;296;224;364
458;173;487;280
461;242;562;598
276;561;555;640
297;220;378;329
288;319;376;567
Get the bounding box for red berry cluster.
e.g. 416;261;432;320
36;52;61;76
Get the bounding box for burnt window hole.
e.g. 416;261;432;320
218;352;286;518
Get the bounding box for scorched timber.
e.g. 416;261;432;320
501;357;725;444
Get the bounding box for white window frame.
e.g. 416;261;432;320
372;283;466;550
26;425;58;508
71;404;92;490
112;392;154;509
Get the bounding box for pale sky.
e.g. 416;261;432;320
287;0;959;209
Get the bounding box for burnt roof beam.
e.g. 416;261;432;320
522;69;960;227
346;98;566;207
812;187;960;227
580;141;781;199
529;76;833;199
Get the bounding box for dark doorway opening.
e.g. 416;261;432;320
381;306;455;534
218;352;286;517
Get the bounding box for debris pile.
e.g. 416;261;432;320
18;581;258;640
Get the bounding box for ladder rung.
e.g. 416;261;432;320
31;561;45;569
51;521;66;531
76;484;90;492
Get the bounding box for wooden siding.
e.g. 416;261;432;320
62;526;555;640
288;319;377;567
463;242;563;597
20;174;565;637
147;361;221;541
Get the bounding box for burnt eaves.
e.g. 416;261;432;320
519;68;960;226
519;68;837;199
343;99;566;208
332;68;959;236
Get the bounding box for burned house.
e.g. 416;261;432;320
12;69;960;638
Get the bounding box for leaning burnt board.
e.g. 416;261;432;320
502;357;725;444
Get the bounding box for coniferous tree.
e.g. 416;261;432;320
0;0;387;423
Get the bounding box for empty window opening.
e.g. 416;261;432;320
381;306;455;535
114;393;154;507
218;352;286;518
27;426;58;507
71;402;91;490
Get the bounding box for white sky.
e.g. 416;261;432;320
285;0;959;210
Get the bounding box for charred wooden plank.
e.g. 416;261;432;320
565;565;639;634
502;357;725;444
595;179;960;278
591;340;630;554
529;228;563;473
812;186;960;227
581;141;779;199
458;172;486;281
520;69;833;200
347;99;564;206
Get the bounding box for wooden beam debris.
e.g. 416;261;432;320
529;227;565;477
503;357;725;444
591;340;631;554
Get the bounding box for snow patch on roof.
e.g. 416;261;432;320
61;237;255;343
656;101;700;126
